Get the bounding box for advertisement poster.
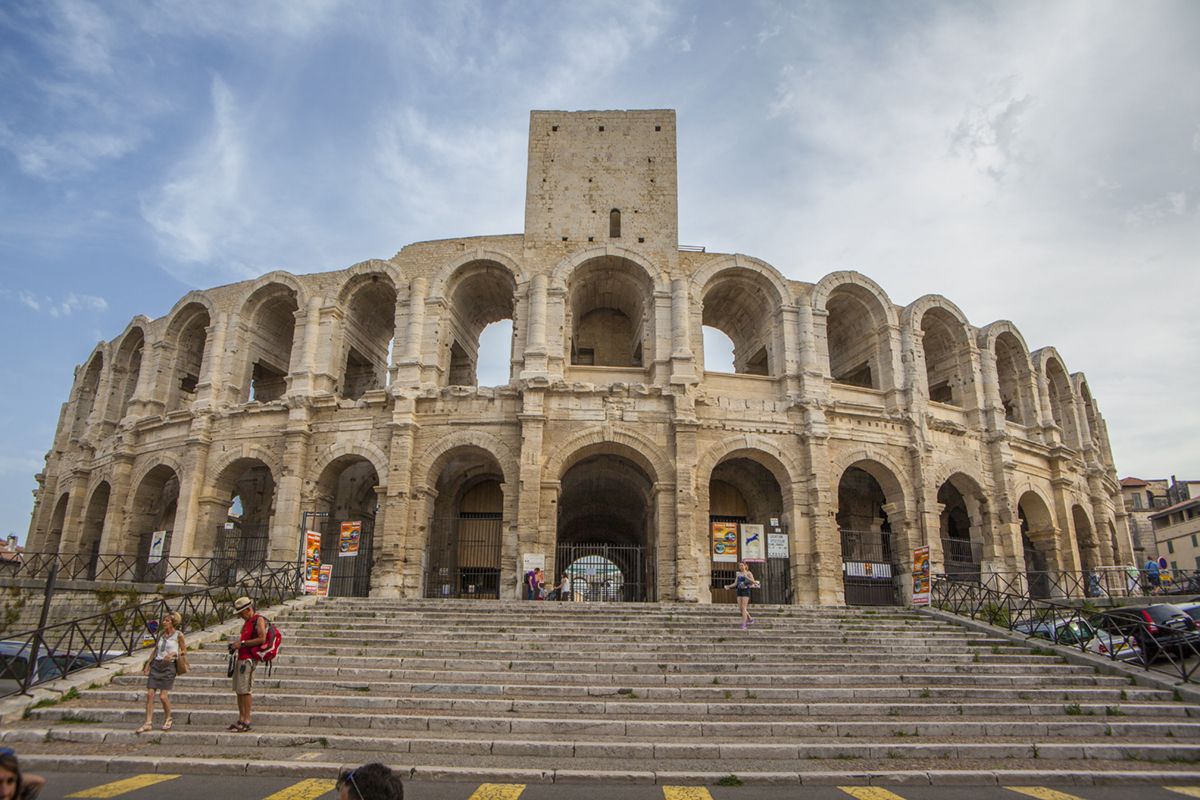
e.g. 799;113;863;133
147;531;167;565
740;524;766;562
304;530;322;594
338;521;362;557
911;545;931;606
711;522;738;563
316;564;333;597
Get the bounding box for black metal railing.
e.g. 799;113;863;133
0;551;298;587
937;567;1200;600
932;575;1200;684
0;560;301;698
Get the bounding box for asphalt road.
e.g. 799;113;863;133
28;773;1200;800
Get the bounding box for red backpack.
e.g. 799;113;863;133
250;615;282;674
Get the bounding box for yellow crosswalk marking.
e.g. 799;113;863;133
468;785;526;800
1165;790;1200;799
263;778;338;800
664;788;716;800
66;774;181;798
839;788;908;800
1005;789;1086;800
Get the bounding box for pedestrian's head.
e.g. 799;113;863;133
337;763;403;800
233;596;254;618
0;748;24;800
738;562;747;570
162;611;182;631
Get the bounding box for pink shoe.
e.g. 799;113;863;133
740;622;748;630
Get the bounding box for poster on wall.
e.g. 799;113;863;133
147;531;167;565
338;521;362;557
304;530;322;594
911;546;931;606
711;522;738;563
740;524;766;562
316;564;333;597
767;532;789;559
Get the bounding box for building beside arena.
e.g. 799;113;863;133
24;110;1132;604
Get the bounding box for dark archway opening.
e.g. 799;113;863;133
837;465;899;605
425;449;504;599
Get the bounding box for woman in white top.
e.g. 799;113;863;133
137;611;185;733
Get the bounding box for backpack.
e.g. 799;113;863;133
250;614;282;675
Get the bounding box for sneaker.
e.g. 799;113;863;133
740;622;748;630
747;618;756;625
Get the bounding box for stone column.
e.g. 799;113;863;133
654;483;677;600
669;278;697;385
270;407;313;562
56;471;90;555
672;419;701;602
521;274;549;379
394;278;427;387
193;312;228;410
98;455;135;568
373;401;417;597
515;390;547;600
170;417;213;560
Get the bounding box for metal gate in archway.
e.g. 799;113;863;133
555;542;655;602
840;528;900;606
425;513;502;599
303;514;375;597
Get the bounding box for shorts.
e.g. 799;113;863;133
233;658;256;695
736;589;751;598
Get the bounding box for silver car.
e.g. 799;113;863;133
1015;616;1142;662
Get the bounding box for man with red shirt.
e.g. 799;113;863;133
227;596;267;732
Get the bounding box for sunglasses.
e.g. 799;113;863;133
336;768;363;799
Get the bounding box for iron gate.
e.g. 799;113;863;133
211;521;269;585
310;516;375;598
840;528;900;606
709;516;792;604
134;529;173;583
555;542;654;602
425;514;502;599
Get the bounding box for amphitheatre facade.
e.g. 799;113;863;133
25;110;1132;605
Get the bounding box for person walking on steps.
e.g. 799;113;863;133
227;596;267;732
137;611;185;733
725;562;760;629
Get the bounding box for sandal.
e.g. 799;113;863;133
161;717;174;731
226;722;244;732
135;723;153;734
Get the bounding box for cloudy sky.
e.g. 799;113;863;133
1;0;1197;542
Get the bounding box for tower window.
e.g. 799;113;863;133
609;209;621;238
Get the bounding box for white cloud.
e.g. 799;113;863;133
141;76;256;280
0;126;142;180
17;291;41;312
1124;191;1189;227
4;289;107;316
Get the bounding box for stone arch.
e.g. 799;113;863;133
560;253;659;369
834;456;909;605
436;256;520;387
1016;487;1059;593
163;300;214;412
813;271;899;391
69;347;107;440
935;470;991;573
198;454;277;562
106;321;148;423
129;452;187;497
1073;374;1103;450
542;426;673;488
310;441;391;490
1071;502;1098;571
694;434;800;499
430;249;526;299
45;491;70;555
415;430;518;492
238;279;303;403
979;321;1038;427
206;444;283;490
421;442;510;600
829;447;914;505
902;295;975;407
337;269;399;398
549;245;668;293
1033;347;1081;447
80;480;111;561
695;258;791;376
123;463;181;559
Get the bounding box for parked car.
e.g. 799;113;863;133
1090;604;1200;662
1176;601;1200;621
0;640;107;694
1014;616;1141;662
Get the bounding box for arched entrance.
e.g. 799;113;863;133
837;464;903;605
938;474;988;580
424;447;505;599
310;456;380;597
126;465;180;582
80;482;111;579
202;458;276;582
555;453;656;602
708;457;790;604
1018;492;1056;599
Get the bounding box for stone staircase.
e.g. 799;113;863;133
6;598;1200;784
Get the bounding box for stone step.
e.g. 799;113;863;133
10;725;1200;763
40;693;1196;720
25;707;1200;738
110;676;1142;695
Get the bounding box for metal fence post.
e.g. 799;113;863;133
22;562;58;695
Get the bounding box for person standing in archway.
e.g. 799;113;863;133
725;562;760;629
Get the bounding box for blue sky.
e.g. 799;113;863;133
1;0;1198;542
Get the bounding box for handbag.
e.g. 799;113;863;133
175;652;190;675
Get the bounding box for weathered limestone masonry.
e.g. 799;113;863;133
25;109;1131;605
